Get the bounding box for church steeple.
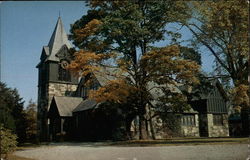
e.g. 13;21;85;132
37;17;78;141
47;17;71;61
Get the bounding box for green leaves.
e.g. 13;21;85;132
0;82;26;142
0;124;17;157
187;1;249;110
70;1;190;58
69;1;202;139
189;1;249;85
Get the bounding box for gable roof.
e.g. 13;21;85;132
52;96;83;117
92;67;120;86
76;66;125;93
46;17;72;62
182;79;228;101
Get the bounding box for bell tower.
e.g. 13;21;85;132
36;17;78;141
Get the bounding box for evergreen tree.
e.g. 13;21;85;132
0;82;26;142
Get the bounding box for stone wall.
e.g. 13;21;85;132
47;82;78;108
207;114;229;137
181;114;200;137
37;82;78;141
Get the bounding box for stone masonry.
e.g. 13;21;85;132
207;114;229;137
47;82;78;108
181;114;200;137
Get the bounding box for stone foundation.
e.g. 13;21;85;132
207;114;229;137
181;114;199;137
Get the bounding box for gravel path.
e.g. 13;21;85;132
15;143;249;160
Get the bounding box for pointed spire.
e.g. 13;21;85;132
47;17;71;61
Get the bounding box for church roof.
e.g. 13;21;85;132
46;17;72;62
73;99;98;112
53;96;82;117
93;67;120;86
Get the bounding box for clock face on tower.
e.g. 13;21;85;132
60;60;69;69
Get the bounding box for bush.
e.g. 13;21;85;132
0;124;17;160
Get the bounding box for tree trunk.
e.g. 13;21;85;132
125;118;133;140
139;114;147;140
149;117;156;140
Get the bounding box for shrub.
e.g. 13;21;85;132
0;124;17;160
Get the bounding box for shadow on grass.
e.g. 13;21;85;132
17;137;249;148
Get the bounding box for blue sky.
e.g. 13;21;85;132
0;1;214;106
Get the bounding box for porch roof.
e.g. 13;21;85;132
53;96;83;116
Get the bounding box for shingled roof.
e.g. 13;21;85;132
52;96;83;117
73;99;99;112
92;67;121;86
37;17;72;68
46;17;72;62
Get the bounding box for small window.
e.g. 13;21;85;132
181;114;195;126
213;114;223;126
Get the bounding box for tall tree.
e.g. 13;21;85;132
69;1;199;139
0;82;26;142
186;0;249;109
24;100;37;142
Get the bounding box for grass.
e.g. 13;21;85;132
109;137;249;147
16;137;249;148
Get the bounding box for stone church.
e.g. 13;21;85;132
37;17;230;141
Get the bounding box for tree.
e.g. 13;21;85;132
0;82;26;142
68;1;200;139
180;46;201;65
24;100;37;142
0;124;17;160
186;0;249;109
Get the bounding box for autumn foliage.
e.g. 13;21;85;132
188;1;249;110
67;0;205;139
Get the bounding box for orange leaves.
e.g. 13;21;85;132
142;45;180;61
141;45;200;85
67;50;112;77
74;19;102;42
192;0;249;61
231;84;249;110
69;44;200;108
89;79;137;103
